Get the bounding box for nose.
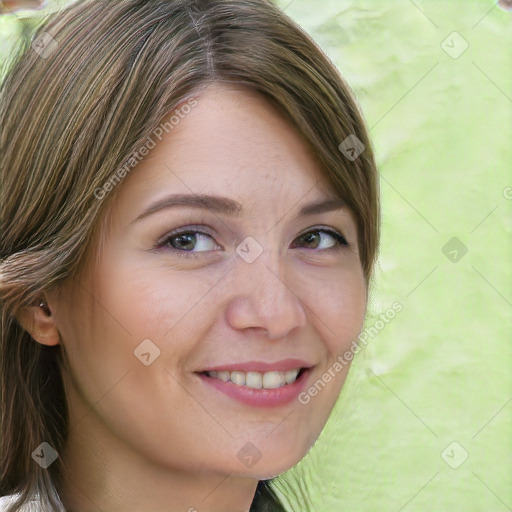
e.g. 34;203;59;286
224;240;307;340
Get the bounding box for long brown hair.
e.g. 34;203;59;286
0;1;380;510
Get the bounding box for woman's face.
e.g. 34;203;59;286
52;83;367;482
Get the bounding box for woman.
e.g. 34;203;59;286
0;0;380;510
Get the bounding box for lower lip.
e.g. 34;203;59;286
196;369;311;408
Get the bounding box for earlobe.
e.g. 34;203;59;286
15;298;61;347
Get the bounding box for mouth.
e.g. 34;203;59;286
198;367;308;390
194;360;313;408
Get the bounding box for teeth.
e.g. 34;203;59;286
285;368;300;384
262;371;284;389
245;372;262;389
206;368;302;389
217;371;230;382
230;371;245;386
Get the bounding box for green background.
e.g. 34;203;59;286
1;1;511;510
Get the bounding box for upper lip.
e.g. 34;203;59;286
197;358;314;373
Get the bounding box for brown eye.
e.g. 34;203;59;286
157;227;219;259
294;228;348;251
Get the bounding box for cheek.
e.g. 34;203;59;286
59;250;224;388
109;284;214;370
332;279;367;351
298;264;367;354
54;262;185;410
93;252;224;341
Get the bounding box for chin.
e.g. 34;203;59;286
236;440;315;479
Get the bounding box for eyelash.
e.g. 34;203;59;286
155;225;349;259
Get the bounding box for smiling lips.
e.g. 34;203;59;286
204;368;302;389
196;359;313;406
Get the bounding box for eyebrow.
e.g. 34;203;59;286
132;194;346;223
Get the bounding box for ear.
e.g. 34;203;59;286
15;297;60;346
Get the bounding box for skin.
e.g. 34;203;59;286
21;83;367;512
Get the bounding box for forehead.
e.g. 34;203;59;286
112;82;337;219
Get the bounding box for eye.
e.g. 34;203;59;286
156;226;219;259
293;227;349;251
